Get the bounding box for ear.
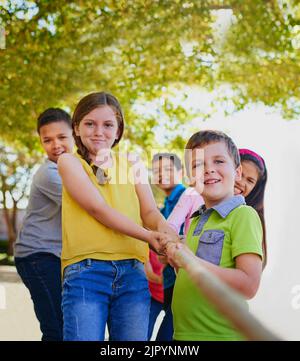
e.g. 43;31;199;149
235;164;242;181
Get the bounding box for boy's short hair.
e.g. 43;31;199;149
185;130;240;168
152;153;182;170
37;108;72;134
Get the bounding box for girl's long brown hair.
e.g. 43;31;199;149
240;152;268;269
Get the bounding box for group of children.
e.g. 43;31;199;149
14;92;268;341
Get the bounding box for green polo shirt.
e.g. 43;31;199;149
172;195;263;341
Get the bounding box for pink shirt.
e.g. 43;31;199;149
167;187;204;236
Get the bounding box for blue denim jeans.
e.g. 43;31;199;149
148;297;163;340
62;258;150;341
155;286;174;341
15;252;63;341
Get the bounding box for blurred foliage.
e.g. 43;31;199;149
0;0;300;153
0;142;43;254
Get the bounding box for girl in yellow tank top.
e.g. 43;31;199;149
57;92;178;341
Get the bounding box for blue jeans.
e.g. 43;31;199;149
155;286;174;341
15;252;63;341
148;297;163;340
62;258;150;341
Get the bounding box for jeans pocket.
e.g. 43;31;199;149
63;259;93;281
196;230;225;265
133;260;146;276
63;263;81;281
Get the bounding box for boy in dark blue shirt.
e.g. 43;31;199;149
151;153;185;341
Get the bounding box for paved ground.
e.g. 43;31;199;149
0;266;163;341
3;265;291;341
0;266;41;340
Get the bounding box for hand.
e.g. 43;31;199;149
157;254;168;265
165;241;182;268
165;242;195;269
157;221;180;242
147;231;172;255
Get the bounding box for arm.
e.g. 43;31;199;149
195;253;262;299
131;158;179;240
167;189;191;234
144;261;163;284
36;163;62;205
166;243;262;299
57;154;165;251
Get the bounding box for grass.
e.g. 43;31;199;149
0;254;15;265
0;240;8;253
0;240;15;265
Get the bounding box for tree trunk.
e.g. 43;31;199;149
3;208;16;256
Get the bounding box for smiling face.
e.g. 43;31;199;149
189;141;241;208
75;106;120;162
152;157;183;195
234;160;259;197
39;121;74;163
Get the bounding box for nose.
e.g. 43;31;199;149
204;162;215;174
235;178;244;190
94;124;103;136
52;139;61;149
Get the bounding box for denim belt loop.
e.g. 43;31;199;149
86;259;92;267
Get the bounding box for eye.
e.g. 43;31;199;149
105;123;114;128
85;121;94;127
215;159;224;164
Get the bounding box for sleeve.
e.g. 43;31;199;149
35;163;62;205
167;189;192;234
231;206;263;259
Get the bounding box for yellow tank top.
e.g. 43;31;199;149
61;152;149;271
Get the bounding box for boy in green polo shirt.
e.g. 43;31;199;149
165;130;263;341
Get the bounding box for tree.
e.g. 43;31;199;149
0;0;300;151
217;0;300;118
0;143;43;256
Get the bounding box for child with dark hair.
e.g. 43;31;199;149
150;153;185;341
235;149;268;267
165;130;263;341
14;108;74;341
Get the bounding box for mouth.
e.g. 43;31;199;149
52;151;65;156
92;139;106;143
204;179;220;185
234;186;243;195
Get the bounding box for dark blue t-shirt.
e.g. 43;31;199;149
160;184;185;289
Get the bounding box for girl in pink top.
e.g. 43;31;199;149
167;187;204;236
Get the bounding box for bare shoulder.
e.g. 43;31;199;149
57;153;82;172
